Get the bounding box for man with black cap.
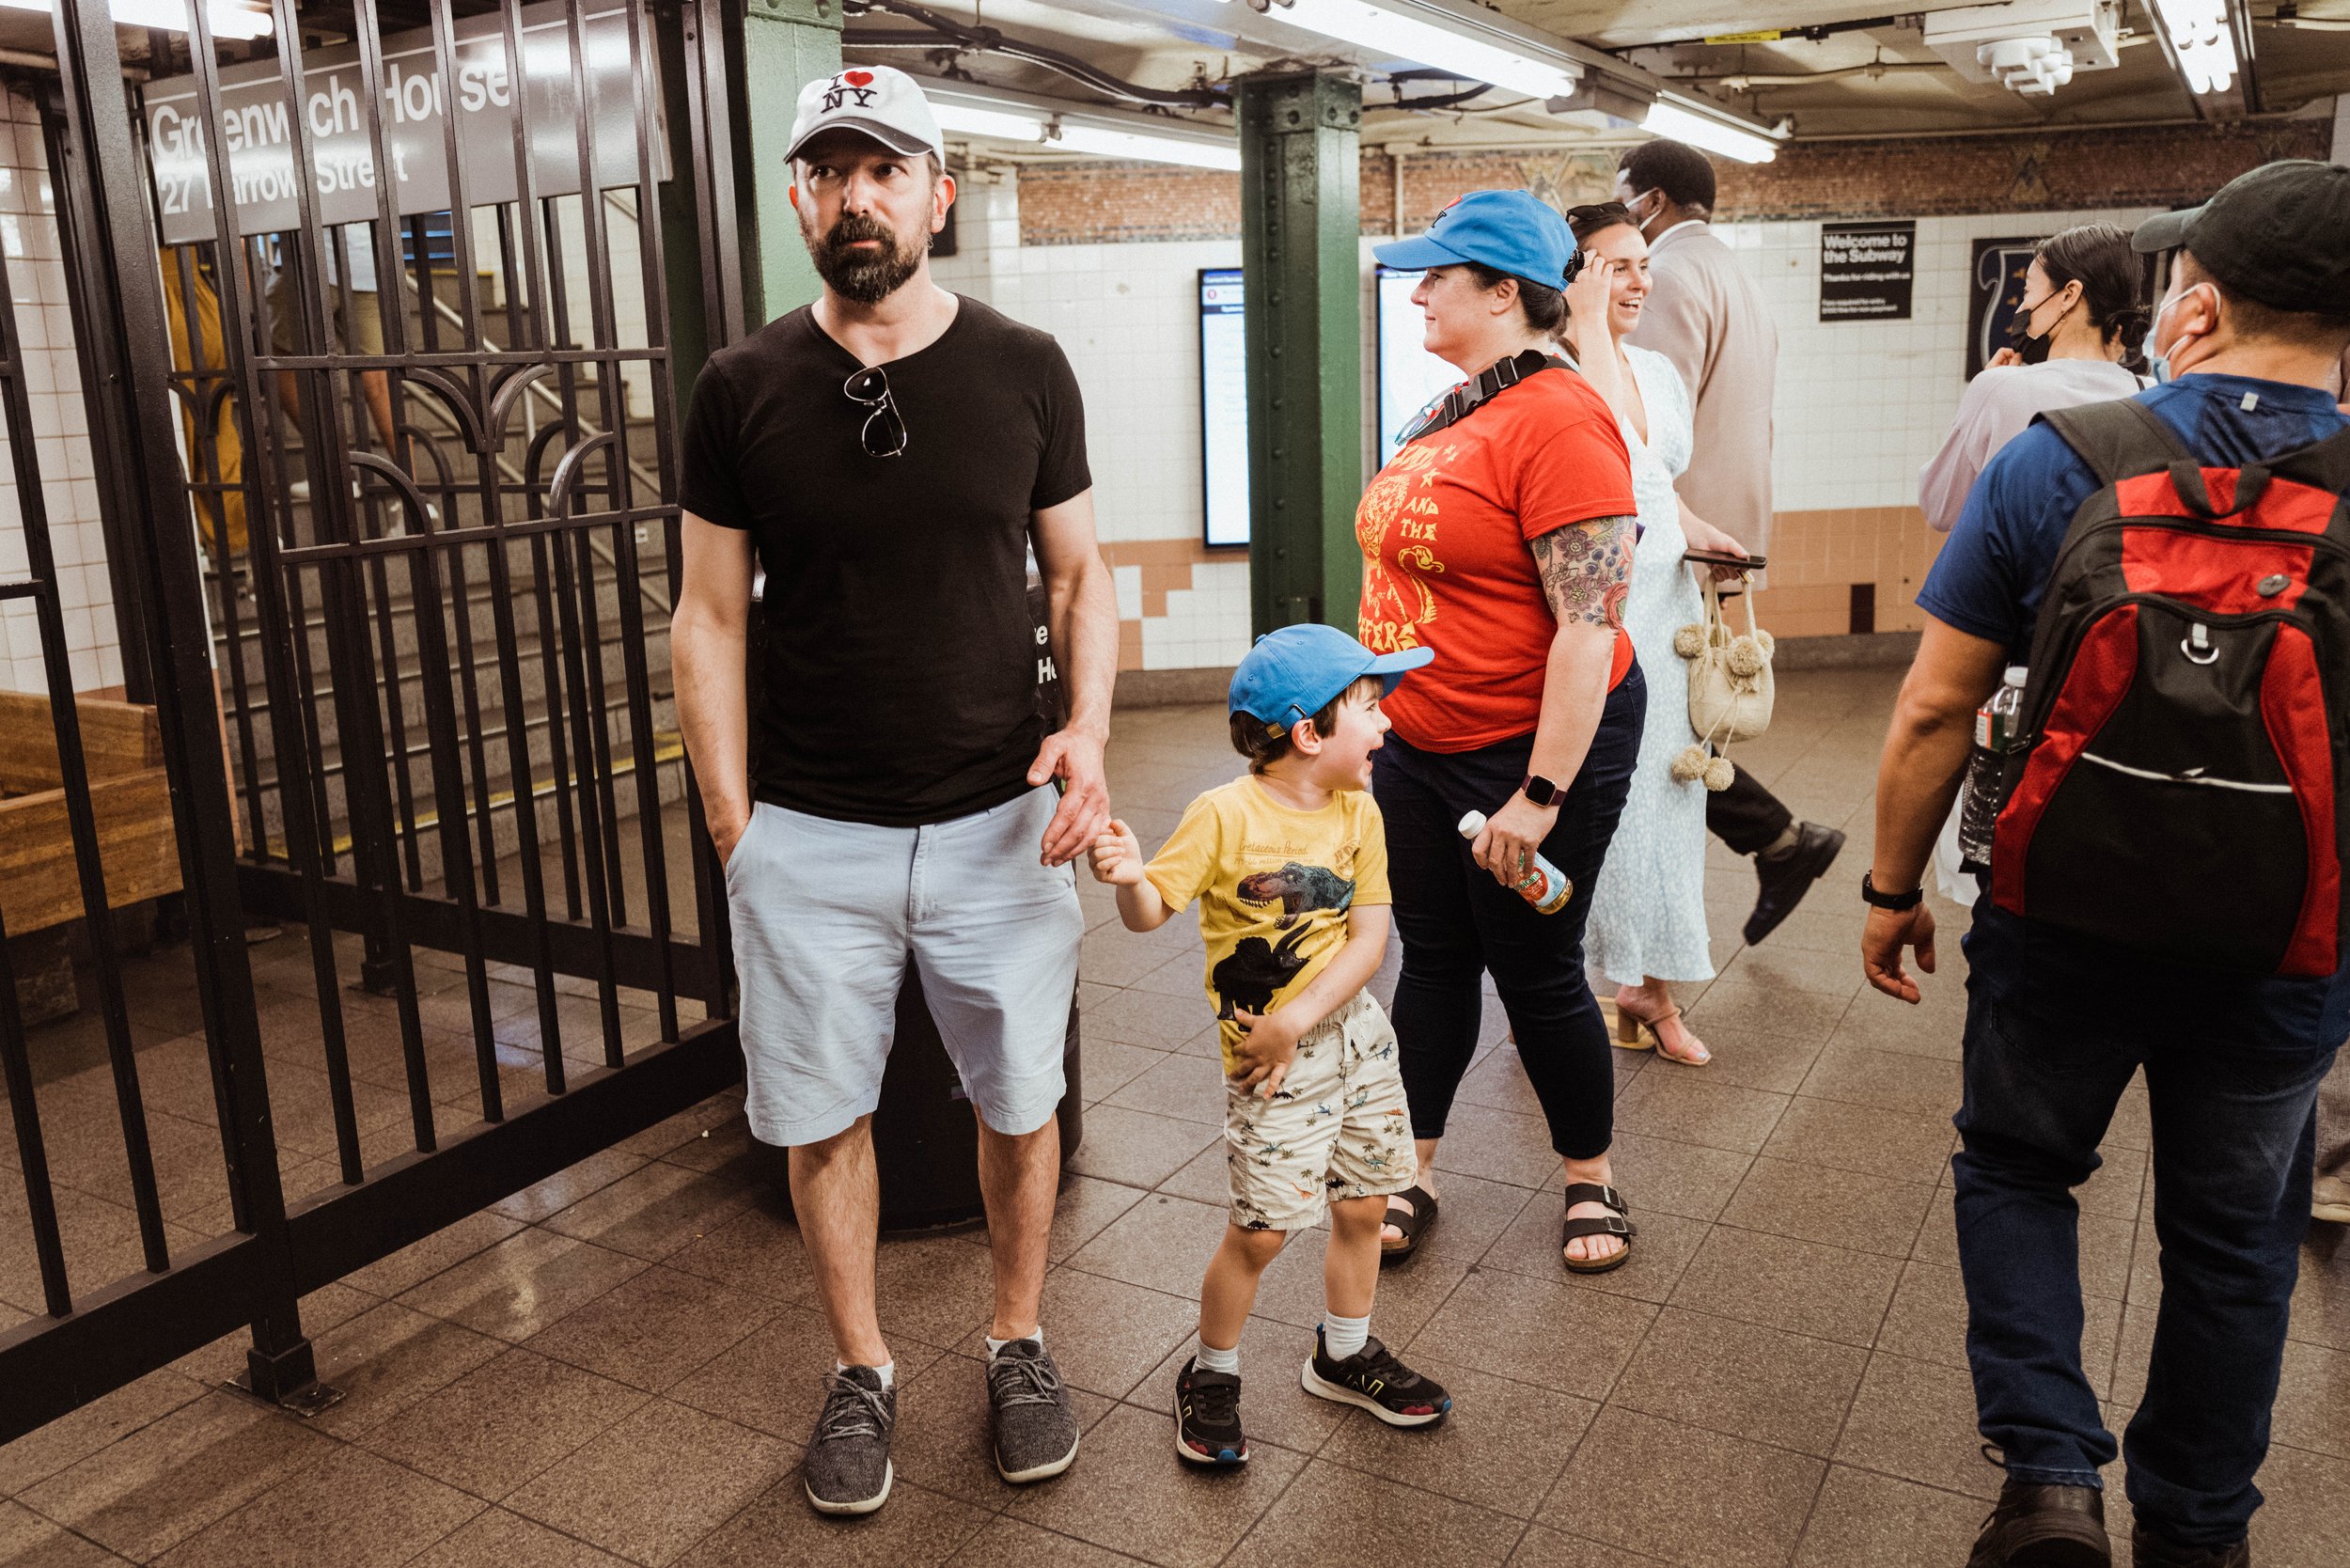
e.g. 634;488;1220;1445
1862;160;2350;1568
670;64;1116;1515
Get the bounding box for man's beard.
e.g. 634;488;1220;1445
807;211;923;305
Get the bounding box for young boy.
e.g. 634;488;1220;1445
1089;623;1452;1465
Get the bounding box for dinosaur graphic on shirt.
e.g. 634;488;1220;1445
1236;862;1355;929
1212;923;1314;1020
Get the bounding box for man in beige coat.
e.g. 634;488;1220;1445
1617;140;1843;946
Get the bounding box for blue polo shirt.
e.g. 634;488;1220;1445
1917;371;2350;1048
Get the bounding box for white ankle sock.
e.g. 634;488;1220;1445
1195;1339;1240;1375
985;1326;1042;1358
1322;1311;1371;1362
839;1358;895;1390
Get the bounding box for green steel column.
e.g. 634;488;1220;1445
1238;71;1363;635
740;0;843;324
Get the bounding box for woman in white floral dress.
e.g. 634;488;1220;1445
1564;203;1750;1066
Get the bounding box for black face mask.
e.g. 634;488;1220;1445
2005;290;2069;365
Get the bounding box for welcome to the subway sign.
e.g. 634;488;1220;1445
143;0;668;247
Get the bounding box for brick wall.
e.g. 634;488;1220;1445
1015;119;2332;245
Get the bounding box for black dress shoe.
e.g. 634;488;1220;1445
1743;821;1846;947
1966;1481;2110;1568
2131;1524;2248;1567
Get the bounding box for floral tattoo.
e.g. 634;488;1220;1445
1529;514;1635;632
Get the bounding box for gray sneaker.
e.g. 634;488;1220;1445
986;1340;1079;1483
804;1366;896;1515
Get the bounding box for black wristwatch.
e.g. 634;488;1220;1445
1860;872;1923;912
1520;773;1560;808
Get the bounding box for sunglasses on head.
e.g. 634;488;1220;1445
842;365;907;459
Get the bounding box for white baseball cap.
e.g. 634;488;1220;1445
783;65;944;164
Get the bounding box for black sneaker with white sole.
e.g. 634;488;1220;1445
1300;1327;1451;1426
803;1366;896;1515
1172;1357;1249;1466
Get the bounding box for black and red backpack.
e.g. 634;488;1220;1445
1991;397;2350;978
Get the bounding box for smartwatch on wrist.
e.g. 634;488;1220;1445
1860;872;1923;912
1520;773;1560;808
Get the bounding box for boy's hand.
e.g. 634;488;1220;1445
1229;1007;1300;1098
1088;819;1147;886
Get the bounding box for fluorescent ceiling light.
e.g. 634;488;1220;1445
0;0;275;39
2146;0;2237;94
1050;123;1242;171
930;89;1241;171
932;103;1049;142
1266;0;1578;101
1642;100;1779;165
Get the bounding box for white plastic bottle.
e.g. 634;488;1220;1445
1457;810;1573;914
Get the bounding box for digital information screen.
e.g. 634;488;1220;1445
1375;265;1461;469
1198;268;1250;548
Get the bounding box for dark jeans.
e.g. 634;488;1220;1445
1704;760;1793;856
1953;927;2338;1545
1374;667;1644;1162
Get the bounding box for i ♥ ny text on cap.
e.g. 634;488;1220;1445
784;65;944;165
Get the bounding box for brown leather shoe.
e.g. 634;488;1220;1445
1966;1481;2111;1568
2131;1524;2249;1567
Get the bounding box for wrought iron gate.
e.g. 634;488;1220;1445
1;0;746;1441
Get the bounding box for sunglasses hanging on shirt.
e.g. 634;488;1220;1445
843;365;908;458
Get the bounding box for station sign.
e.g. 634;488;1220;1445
143;1;668;247
1819;221;1916;321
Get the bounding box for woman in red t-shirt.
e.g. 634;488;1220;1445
1361;192;1648;1275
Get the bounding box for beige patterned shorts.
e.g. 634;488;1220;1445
1226;989;1417;1231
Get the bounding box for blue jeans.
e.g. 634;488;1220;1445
1953;913;2337;1545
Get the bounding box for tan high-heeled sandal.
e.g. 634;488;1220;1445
1614;996;1711;1066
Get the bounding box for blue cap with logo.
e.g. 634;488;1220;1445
1230;624;1434;731
1372;189;1577;290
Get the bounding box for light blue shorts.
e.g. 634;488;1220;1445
724;785;1084;1147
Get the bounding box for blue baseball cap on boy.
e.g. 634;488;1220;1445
1230;624;1433;731
1372;190;1576;291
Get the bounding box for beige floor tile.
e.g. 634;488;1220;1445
1610;1308;1868;1458
1226;1461;1523;1567
19;1391;338;1562
522;1264;775;1392
1545;1406;1825;1568
362;1346;651;1500
505;1399;791;1567
150;1447;481;1568
1319;1355;1595;1518
1001;1403;1305;1568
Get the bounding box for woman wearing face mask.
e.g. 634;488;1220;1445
1918;224;2144;901
1919;225;2147;532
1559;201;1748;1068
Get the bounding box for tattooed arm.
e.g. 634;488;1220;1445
1465;512;1637;889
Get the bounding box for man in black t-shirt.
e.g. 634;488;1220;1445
671;65;1116;1516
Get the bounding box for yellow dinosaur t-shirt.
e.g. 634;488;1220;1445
1144;776;1390;1069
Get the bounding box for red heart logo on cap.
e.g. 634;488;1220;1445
843;71;874;86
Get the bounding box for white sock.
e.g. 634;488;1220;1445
1322;1311;1371;1362
985;1326;1042;1358
1195;1338;1241;1376
838;1358;895;1391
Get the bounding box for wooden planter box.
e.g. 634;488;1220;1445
0;690;181;941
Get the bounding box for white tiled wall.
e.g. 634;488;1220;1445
935;175;1254;669
0;86;114;698
1724;208;2162;512
940;176;2168;669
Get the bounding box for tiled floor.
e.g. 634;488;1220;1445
7;666;2350;1567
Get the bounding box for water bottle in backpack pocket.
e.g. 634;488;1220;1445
1990;399;2350;977
1957;666;2028;876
